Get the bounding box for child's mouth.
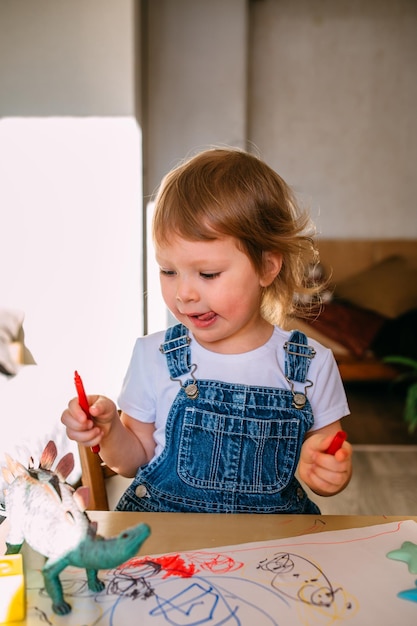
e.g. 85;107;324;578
188;311;217;326
194;312;216;321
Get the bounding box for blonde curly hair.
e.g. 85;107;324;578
152;147;320;325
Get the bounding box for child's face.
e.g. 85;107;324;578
155;235;279;353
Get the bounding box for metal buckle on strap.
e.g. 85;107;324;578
283;340;316;359
170;363;199;400
159;334;191;354
285;378;313;409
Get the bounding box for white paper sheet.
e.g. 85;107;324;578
17;520;417;625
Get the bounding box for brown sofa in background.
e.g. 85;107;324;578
286;239;417;382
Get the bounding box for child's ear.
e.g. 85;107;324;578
260;252;282;287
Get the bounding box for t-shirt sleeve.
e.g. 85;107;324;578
117;338;157;423
307;346;350;431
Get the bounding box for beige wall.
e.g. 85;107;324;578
248;0;417;238
145;0;417;238
143;0;248;196
0;0;135;116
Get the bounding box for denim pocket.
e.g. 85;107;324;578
178;407;300;493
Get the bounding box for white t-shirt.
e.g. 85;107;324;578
118;326;349;459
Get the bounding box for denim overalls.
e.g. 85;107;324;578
116;324;320;514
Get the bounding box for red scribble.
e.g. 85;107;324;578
118;550;243;579
184;551;244;573
134;555;197;579
114;519;408;585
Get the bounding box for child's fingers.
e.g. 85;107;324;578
66;396;91;422
88;396;117;423
67;424;101;448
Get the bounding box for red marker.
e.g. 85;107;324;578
325;430;347;455
74;371;100;454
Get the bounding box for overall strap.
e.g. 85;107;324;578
159;324;192;378
160;325;315;385
284;330;316;383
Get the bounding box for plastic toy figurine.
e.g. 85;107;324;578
2;440;150;615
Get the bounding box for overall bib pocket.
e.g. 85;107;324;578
178;406;301;493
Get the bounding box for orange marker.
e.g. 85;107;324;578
74;371;100;454
325;430;347;455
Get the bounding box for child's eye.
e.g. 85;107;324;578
200;272;220;280
160;268;176;276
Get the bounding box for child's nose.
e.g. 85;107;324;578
176;278;199;303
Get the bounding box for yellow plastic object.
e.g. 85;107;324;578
0;554;25;623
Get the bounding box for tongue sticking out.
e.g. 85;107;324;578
196;312;216;321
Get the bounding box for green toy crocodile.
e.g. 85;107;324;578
2;440;150;615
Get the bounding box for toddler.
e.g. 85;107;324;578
62;148;352;513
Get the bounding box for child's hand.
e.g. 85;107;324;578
298;430;352;496
61;395;118;450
